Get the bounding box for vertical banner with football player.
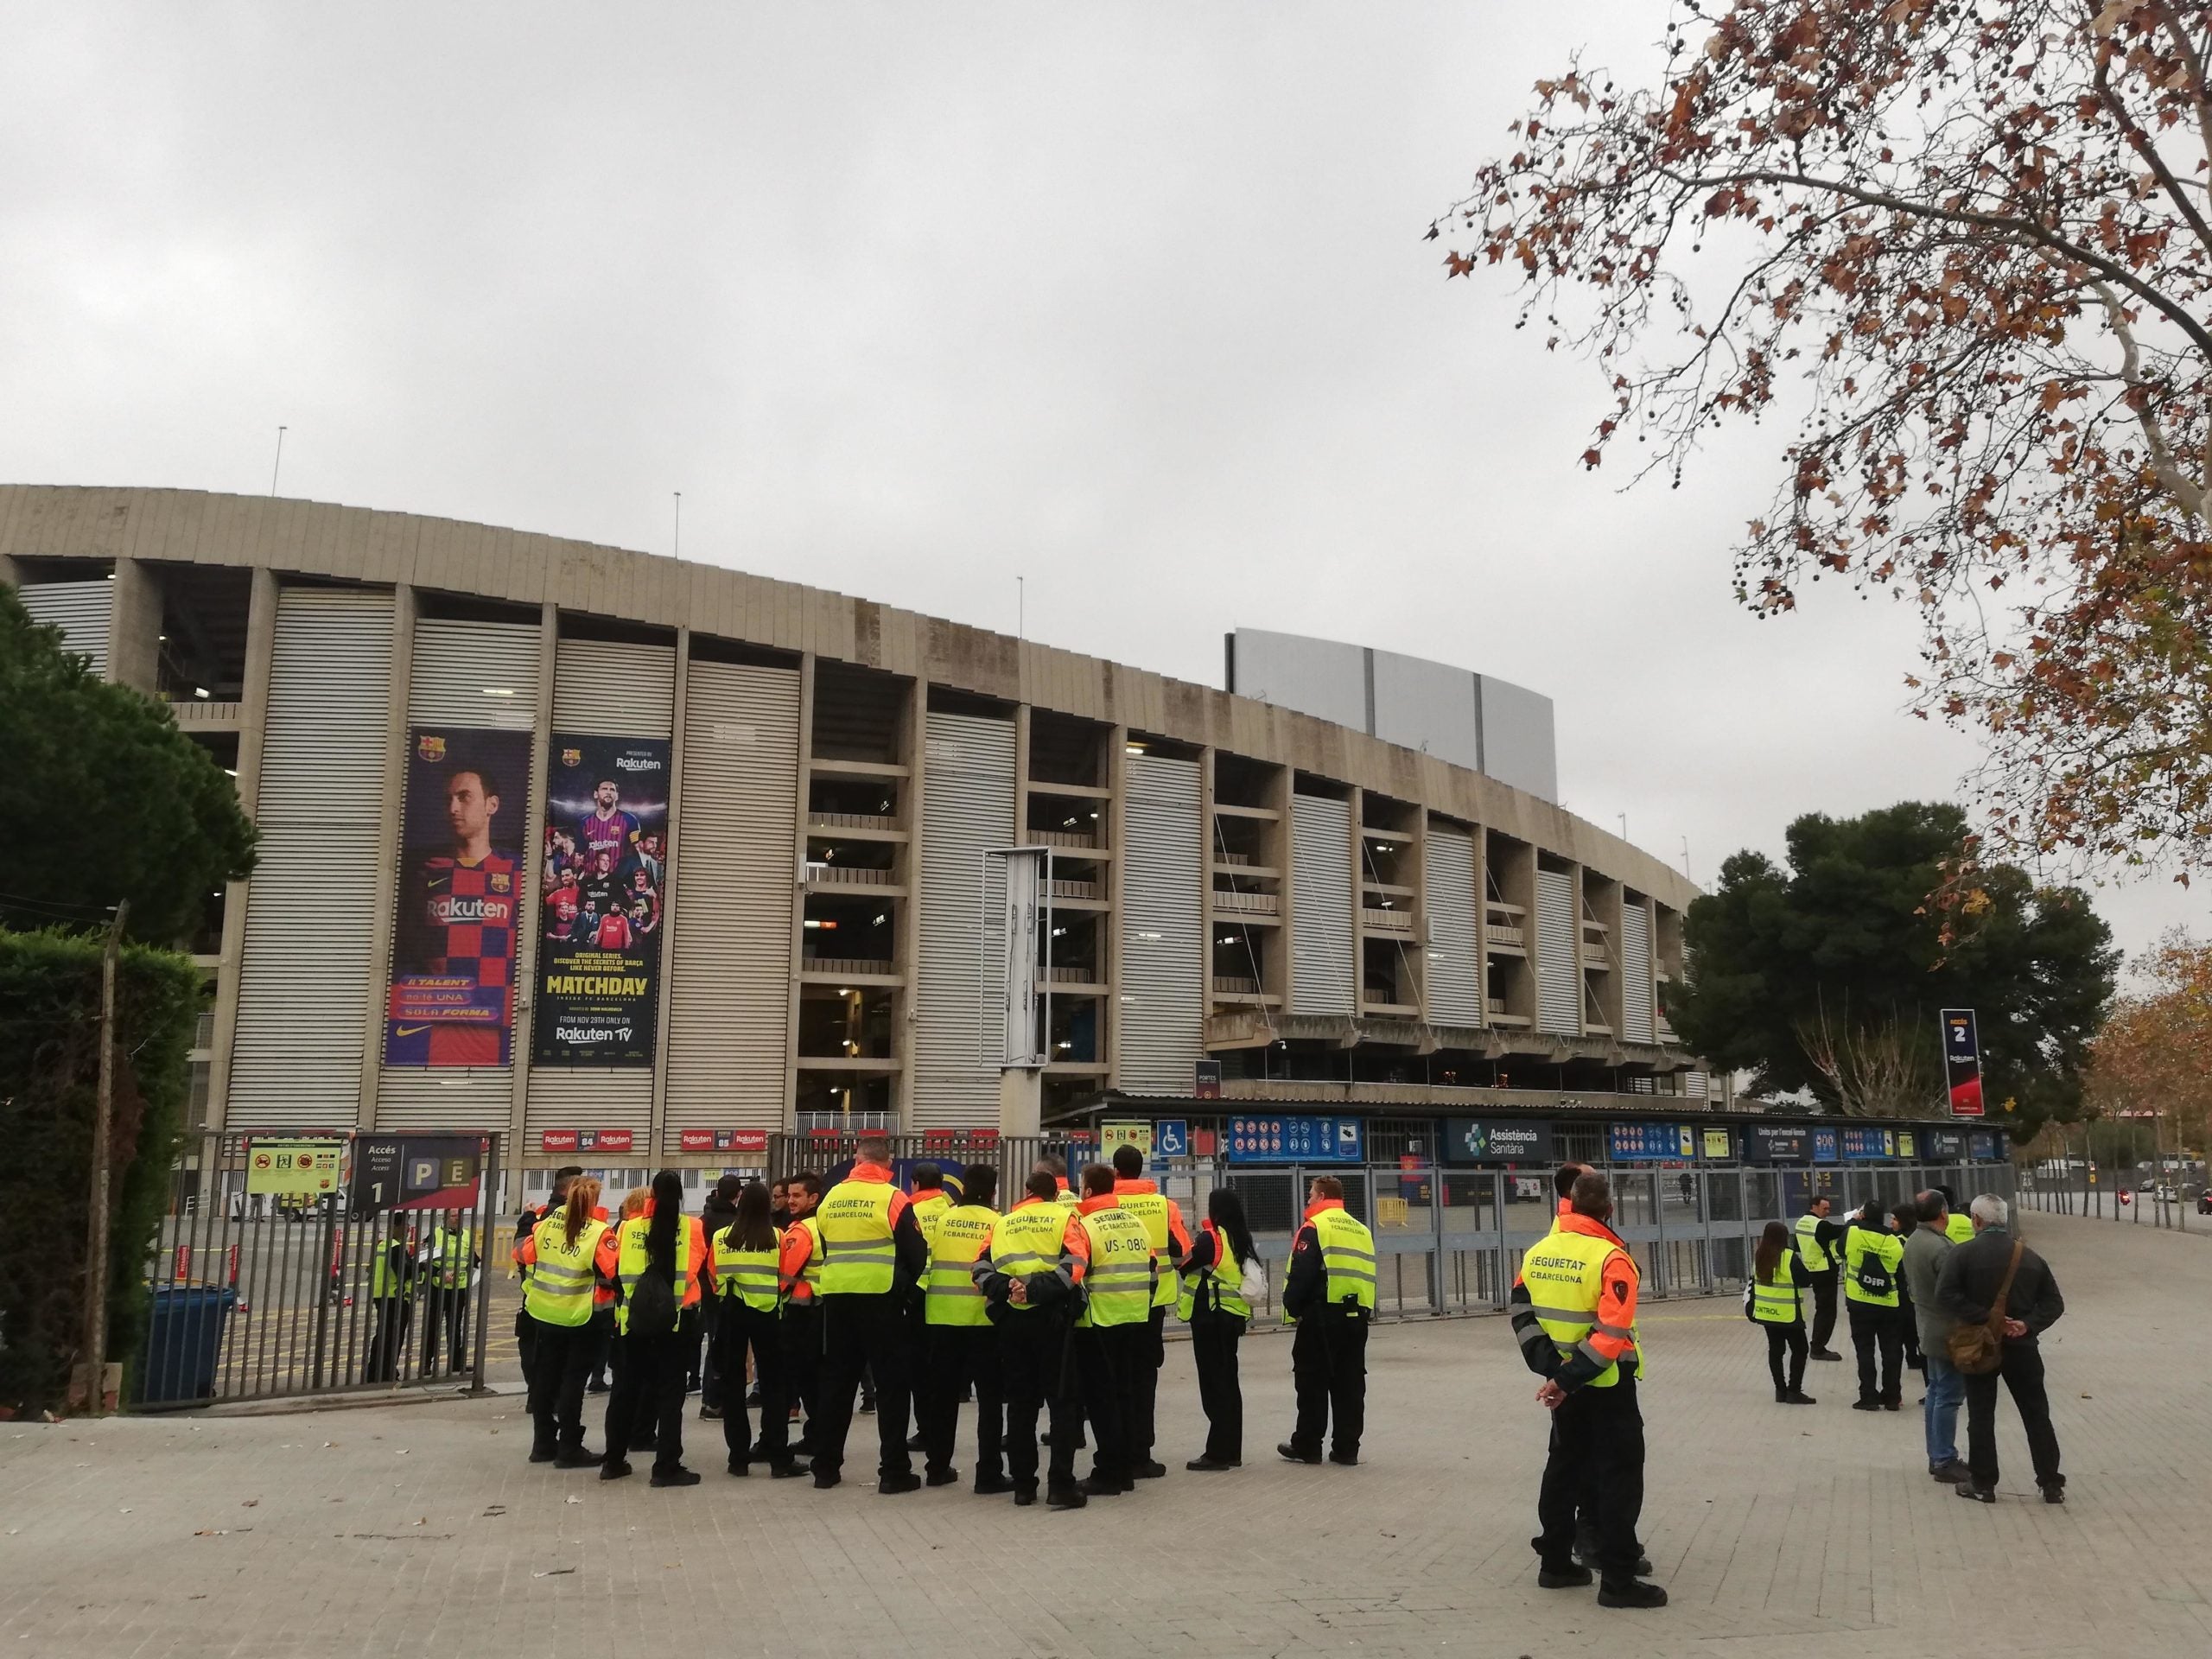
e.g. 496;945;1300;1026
385;728;533;1065
533;734;671;1065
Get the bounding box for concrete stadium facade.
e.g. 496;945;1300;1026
3;485;1709;1164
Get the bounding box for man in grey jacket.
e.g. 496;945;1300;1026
1900;1191;1967;1484
1936;1195;2066;1504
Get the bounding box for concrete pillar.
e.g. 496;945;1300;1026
998;1066;1041;1137
203;567;278;1133
355;584;417;1129
510;602;559;1161
647;629;691;1158
784;654;817;1133
105;556;162;696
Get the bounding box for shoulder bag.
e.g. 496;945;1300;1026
1945;1240;2024;1376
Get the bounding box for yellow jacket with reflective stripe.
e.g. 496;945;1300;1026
1944;1212;1975;1245
524;1217;607;1327
1290;1206;1377;1321
1113;1187;1183;1310
613;1217;696;1335
1750;1248;1801;1325
1175;1224;1251;1321
713;1226;781;1313
987;1200;1073;1314
1794;1211;1833;1271
925;1203;997;1326
1842;1224;1904;1306
1076;1205;1154;1328
817;1179;899;1295
911;1190;953;1251
1520;1224;1643;1387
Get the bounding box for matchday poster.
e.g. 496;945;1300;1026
532;734;671;1065
385;727;532;1066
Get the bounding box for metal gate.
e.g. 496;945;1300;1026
131;1129;503;1409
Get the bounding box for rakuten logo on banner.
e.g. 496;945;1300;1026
540;1130;580;1153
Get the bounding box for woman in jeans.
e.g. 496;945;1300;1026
1181;1187;1259;1470
1748;1219;1816;1405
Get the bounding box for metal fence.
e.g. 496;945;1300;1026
132;1130;503;1410
2017;1165;2200;1230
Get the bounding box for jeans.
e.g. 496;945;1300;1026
1922;1351;1964;1467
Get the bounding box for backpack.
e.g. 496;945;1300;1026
626;1262;678;1333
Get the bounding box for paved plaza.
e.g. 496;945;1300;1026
4;1211;2209;1658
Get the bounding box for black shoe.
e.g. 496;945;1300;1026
859;1396;877;1415
745;1386;762;1406
1014;1484;1039;1507
769;1461;807;1479
1077;1474;1127;1497
555;1446;603;1469
1328;1451;1359;1466
726;1459;750;1478
1956;1483;1996;1504
1810;1349;1843;1362
1882;1399;1901;1412
700;1406;722;1421
1783;1391;1818;1406
2042;1484;2066;1505
812;1470;842;1490
1851;1400;1883;1412
790;1438;817;1458
1596;1580;1669;1610
1131;1459;1168;1479
906;1432;926;1451
1774;1389;1789;1404
529;1445;557;1465
600;1459;633;1480
1046;1483;1087;1510
586;1379;611;1395
973;1473;1015;1495
1929;1459;1971;1484
1537;1564;1593;1589
1185;1456;1240;1471
1277;1441;1323;1465
1574;1541;1653;1575
924;1469;959;1488
650;1465;702;1488
877;1471;922;1496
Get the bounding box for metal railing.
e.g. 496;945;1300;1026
2017;1166;2199;1230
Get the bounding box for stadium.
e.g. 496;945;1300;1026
6;483;1716;1169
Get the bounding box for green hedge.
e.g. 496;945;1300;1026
0;929;201;1415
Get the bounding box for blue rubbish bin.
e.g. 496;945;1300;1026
137;1285;237;1405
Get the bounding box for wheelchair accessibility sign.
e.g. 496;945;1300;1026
1155;1120;1188;1158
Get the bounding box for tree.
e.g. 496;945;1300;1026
1439;2;2212;883
1664;802;2118;1135
2084;927;2212;1154
0;586;254;943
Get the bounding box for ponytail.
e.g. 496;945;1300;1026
562;1178;601;1247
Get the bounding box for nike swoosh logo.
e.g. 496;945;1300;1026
394;1025;432;1037
424;877;448;889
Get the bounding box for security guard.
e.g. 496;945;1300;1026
1794;1193;1848;1361
916;1164;1009;1491
1513;1171;1667;1610
1109;1142;1191;1480
1069;1162;1157;1496
1277;1174;1375;1466
1033;1154;1079;1208
777;1173;824;1461
899;1161;956;1451
512;1177;609;1466
1842;1199;1906;1411
511;1165;582;1385
421;1214;476;1376
1938;1185;1976;1244
711;1179;797;1478
908;1162;955;1237
598;1170;709;1486
807;1136;930;1492
365;1221;419;1384
979;1170;1088;1509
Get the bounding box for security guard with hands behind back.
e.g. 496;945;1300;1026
1277;1174;1376;1467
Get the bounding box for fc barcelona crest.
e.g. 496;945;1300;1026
416;734;447;762
561;747;582;767
490;872;512;893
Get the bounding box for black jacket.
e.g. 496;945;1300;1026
1934;1226;2064;1345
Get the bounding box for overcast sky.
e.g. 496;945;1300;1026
3;2;2201;965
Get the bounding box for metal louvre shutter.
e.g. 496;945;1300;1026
1535;869;1579;1035
1619;899;1654;1044
912;711;1016;1128
377;618;543;1131
16;580;111;677
1424;826;1480;1026
1289;794;1353;1017
228;589;395;1126
525;635;674;1136
664;660;800;1131
1118;753;1202;1094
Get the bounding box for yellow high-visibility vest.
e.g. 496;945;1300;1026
1519;1228;1643;1388
1795;1211;1832;1271
713;1227;780;1313
1115;1190;1180;1310
817;1180;899;1296
524;1217;607;1327
1076;1206;1154;1329
925;1204;997;1327
986;1203;1072;1314
1750;1249;1800;1325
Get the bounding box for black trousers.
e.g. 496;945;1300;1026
717;1301;787;1468
586;1306;614;1388
420;1283;467;1374
1075;1322;1147;1483
1127;1306;1167;1460
1806;1268;1839;1351
1537;1376;1645;1584
781;1303;821;1444
514;1306;537;1386
918;1323;1005;1479
1289;1307;1368;1457
1764;1320;1808;1395
365;1298;412;1383
1964;1342;2063;1491
1000;1311;1081;1491
525;1317;594;1453
813;1293;913;1480
1849;1300;1903;1405
606;1325;690;1472
1191;1314;1245;1462
696;1294;724;1410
